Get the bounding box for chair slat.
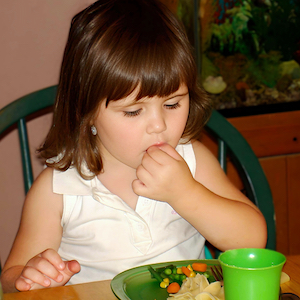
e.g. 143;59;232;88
17;118;34;194
218;139;227;173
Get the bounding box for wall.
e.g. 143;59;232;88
0;0;95;266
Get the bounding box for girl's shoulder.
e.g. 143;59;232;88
21;167;64;237
26;167;63;211
191;139;215;160
191;139;227;182
32;167;54;191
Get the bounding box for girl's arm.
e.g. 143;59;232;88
0;167;80;293
179;140;267;250
133;140;267;251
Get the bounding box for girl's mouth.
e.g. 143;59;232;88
146;142;166;151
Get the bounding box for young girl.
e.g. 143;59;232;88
1;0;267;293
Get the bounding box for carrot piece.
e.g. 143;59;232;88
167;282;181;294
192;262;207;272
181;266;191;277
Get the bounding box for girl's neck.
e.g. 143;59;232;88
97;163;139;210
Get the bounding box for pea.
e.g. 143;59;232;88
164;268;172;275
174;274;180;281
180;274;187;281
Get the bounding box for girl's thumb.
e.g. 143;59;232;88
64;260;81;277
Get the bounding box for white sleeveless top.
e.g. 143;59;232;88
53;143;205;285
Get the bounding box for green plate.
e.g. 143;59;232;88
110;259;219;300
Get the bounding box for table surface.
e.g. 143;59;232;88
3;255;300;300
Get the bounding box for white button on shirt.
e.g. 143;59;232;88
54;143;205;285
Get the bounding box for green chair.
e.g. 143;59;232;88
205;110;276;253
0;85;276;255
0;85;57;194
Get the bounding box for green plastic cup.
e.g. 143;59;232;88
219;248;286;300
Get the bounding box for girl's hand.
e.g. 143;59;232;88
15;249;80;291
133;144;197;204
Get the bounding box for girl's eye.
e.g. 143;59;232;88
123;109;142;117
165;102;180;109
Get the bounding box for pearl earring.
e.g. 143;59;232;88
91;125;97;136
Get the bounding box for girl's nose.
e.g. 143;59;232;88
146;112;167;134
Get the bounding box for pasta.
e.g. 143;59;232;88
167;274;224;300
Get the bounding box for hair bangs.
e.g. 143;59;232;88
135;41;191;100
102;30;196;105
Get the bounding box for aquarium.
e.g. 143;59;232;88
175;0;300;116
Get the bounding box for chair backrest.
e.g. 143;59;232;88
0;85;57;194
0;86;276;252
205;110;276;251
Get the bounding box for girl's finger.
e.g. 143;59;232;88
20;266;51;288
40;249;65;270
27;256;63;283
64;260;81;277
135;164;152;185
147;145;180;164
15;277;32;292
132;179;149;197
140;152;160;175
158;143;182;160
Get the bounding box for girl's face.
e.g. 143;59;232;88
94;84;189;170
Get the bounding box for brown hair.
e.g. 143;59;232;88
39;0;211;178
